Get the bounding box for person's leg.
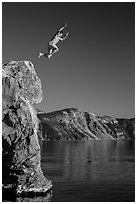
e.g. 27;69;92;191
51;44;59;55
46;46;53;59
48;46;53;55
47;44;59;59
38;52;44;58
38;52;49;58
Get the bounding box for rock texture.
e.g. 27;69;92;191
2;61;52;197
38;108;135;140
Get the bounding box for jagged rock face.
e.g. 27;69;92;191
38;108;135;140
2;61;52;197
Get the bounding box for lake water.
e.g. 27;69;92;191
41;140;135;202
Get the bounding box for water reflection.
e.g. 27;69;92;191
41;140;135;183
41;140;134;201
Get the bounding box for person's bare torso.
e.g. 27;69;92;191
49;34;60;45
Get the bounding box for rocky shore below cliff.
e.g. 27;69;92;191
38;108;135;140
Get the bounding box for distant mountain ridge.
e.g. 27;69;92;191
37;108;135;140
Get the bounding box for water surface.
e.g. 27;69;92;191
41;140;135;202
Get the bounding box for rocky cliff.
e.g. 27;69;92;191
2;61;52;199
38;108;135;140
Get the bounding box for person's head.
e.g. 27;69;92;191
57;31;63;37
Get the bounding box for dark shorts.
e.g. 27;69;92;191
48;44;57;52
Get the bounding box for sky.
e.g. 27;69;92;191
2;2;135;118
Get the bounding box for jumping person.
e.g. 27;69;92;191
38;23;69;60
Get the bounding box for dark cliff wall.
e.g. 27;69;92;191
38;108;135;140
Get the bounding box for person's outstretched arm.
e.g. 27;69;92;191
61;32;69;40
59;23;67;32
